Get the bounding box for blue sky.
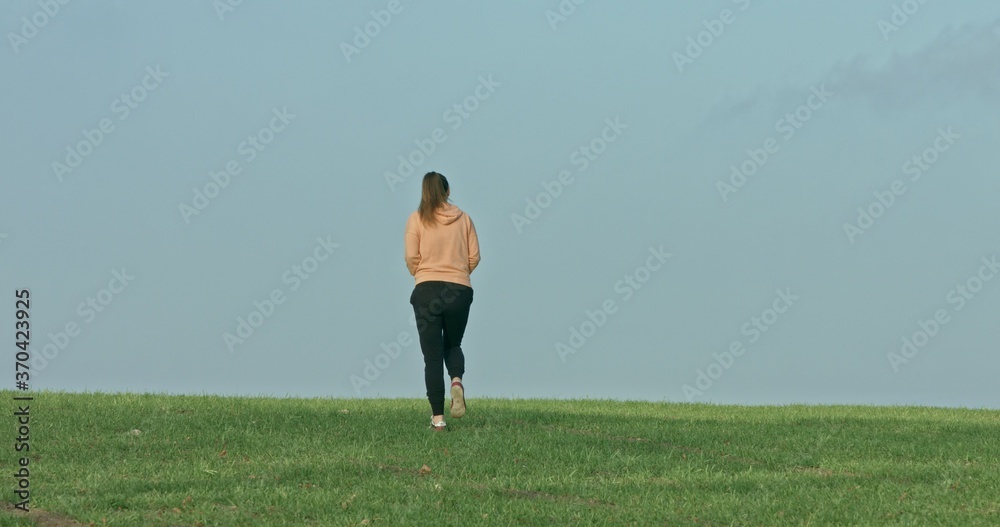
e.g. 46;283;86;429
2;1;999;408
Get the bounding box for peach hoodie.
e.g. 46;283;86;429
404;203;480;287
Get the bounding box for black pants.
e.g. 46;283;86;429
410;280;474;416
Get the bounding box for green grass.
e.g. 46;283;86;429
1;391;998;526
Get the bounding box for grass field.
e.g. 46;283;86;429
1;391;998;526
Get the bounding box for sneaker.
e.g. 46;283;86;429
450;380;466;419
430;417;446;431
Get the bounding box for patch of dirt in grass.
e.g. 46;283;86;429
348;459;426;477
377;462;420;476
1;502;88;526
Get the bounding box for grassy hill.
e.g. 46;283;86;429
1;391;998;526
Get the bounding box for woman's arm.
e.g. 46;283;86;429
467;216;480;273
404;215;421;276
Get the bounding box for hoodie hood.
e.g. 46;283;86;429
435;203;464;225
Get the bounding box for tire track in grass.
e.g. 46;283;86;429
348;459;618;508
554;423;869;479
512;420;766;467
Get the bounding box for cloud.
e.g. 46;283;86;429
827;19;1000;108
708;18;1000;124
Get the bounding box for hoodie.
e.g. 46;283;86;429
404;203;480;287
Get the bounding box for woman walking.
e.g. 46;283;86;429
405;172;480;431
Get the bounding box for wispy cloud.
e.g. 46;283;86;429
707;19;1000;124
827;19;1000;108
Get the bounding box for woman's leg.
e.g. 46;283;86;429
441;284;473;380
411;282;447;417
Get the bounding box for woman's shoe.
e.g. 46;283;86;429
430;417;447;431
450;381;466;419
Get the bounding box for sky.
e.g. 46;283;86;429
2;1;999;408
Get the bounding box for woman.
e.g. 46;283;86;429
404;172;480;431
